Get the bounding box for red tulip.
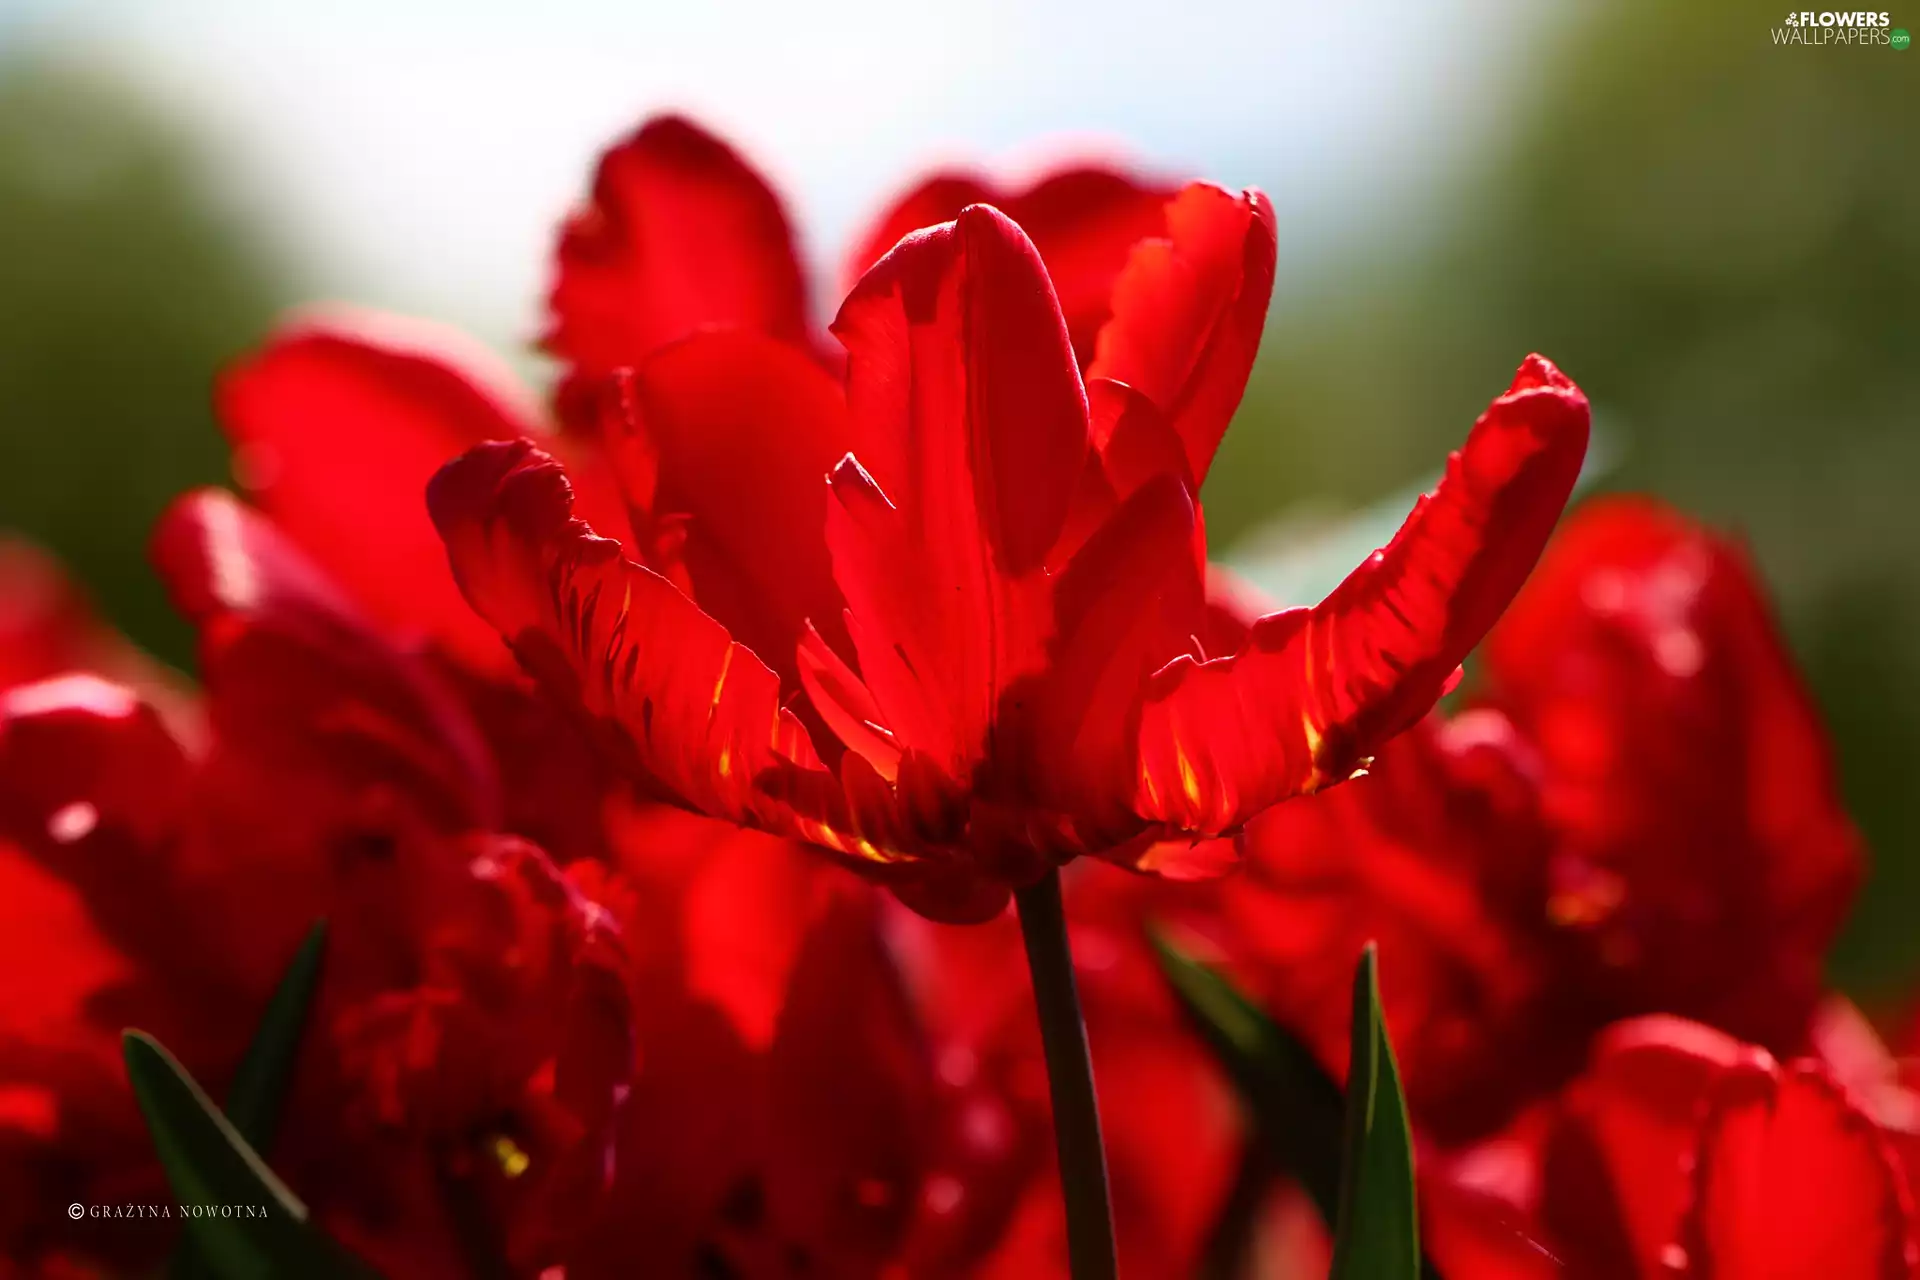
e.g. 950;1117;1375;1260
1480;495;1861;1045
430;207;1587;917
198;111;1591;920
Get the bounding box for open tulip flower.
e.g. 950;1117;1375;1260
426;131;1592;921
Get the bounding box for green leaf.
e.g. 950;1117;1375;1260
1153;932;1441;1280
124;1031;370;1279
1331;943;1421;1280
224;919;327;1152
1151;929;1345;1223
165;920;331;1280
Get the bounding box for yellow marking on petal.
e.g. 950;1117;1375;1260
798;820;842;852
1298;712;1333;794
490;1134;532;1179
711;645;735;713
716;745;734;781
794;818;906;866
1177;745;1202;814
1140;757;1163;812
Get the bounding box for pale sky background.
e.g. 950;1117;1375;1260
3;0;1550;350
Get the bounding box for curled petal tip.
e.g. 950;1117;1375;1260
427;438;572;541
1508;353;1583;400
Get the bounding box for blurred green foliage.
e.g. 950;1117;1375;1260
1207;0;1920;994
0;53;289;668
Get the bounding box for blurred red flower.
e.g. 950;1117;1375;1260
0;500;634;1278
1208;496;1864;1144
1424;1013;1920;1278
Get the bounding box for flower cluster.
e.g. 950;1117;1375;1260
0;113;1891;1278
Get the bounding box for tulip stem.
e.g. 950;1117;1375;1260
1015;867;1118;1280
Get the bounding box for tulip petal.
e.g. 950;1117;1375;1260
1089;184;1277;488
1226;724;1555;1144
152;489;499;834
766;892;933;1270
1676;1061;1919;1278
1021;474;1205;846
1421;1178;1565;1280
547;115;812;416
0;676;235;1027
797;621;902;781
1542;1016;1753;1274
0;539;132;692
620;331;852;687
218;319;545;673
0;674;192;865
682;824;836;1052
1087;378;1196;503
846;166;1175;363
825;206;1089;782
1135;355;1589;836
428;439;809;825
0;837;134;1047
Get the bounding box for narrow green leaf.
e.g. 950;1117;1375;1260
123;1031;369;1279
224;919;327;1151
1154;931;1443;1280
166;920;330;1280
1151;929;1345;1221
1331;943;1420;1280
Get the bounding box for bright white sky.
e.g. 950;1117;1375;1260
8;0;1543;348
